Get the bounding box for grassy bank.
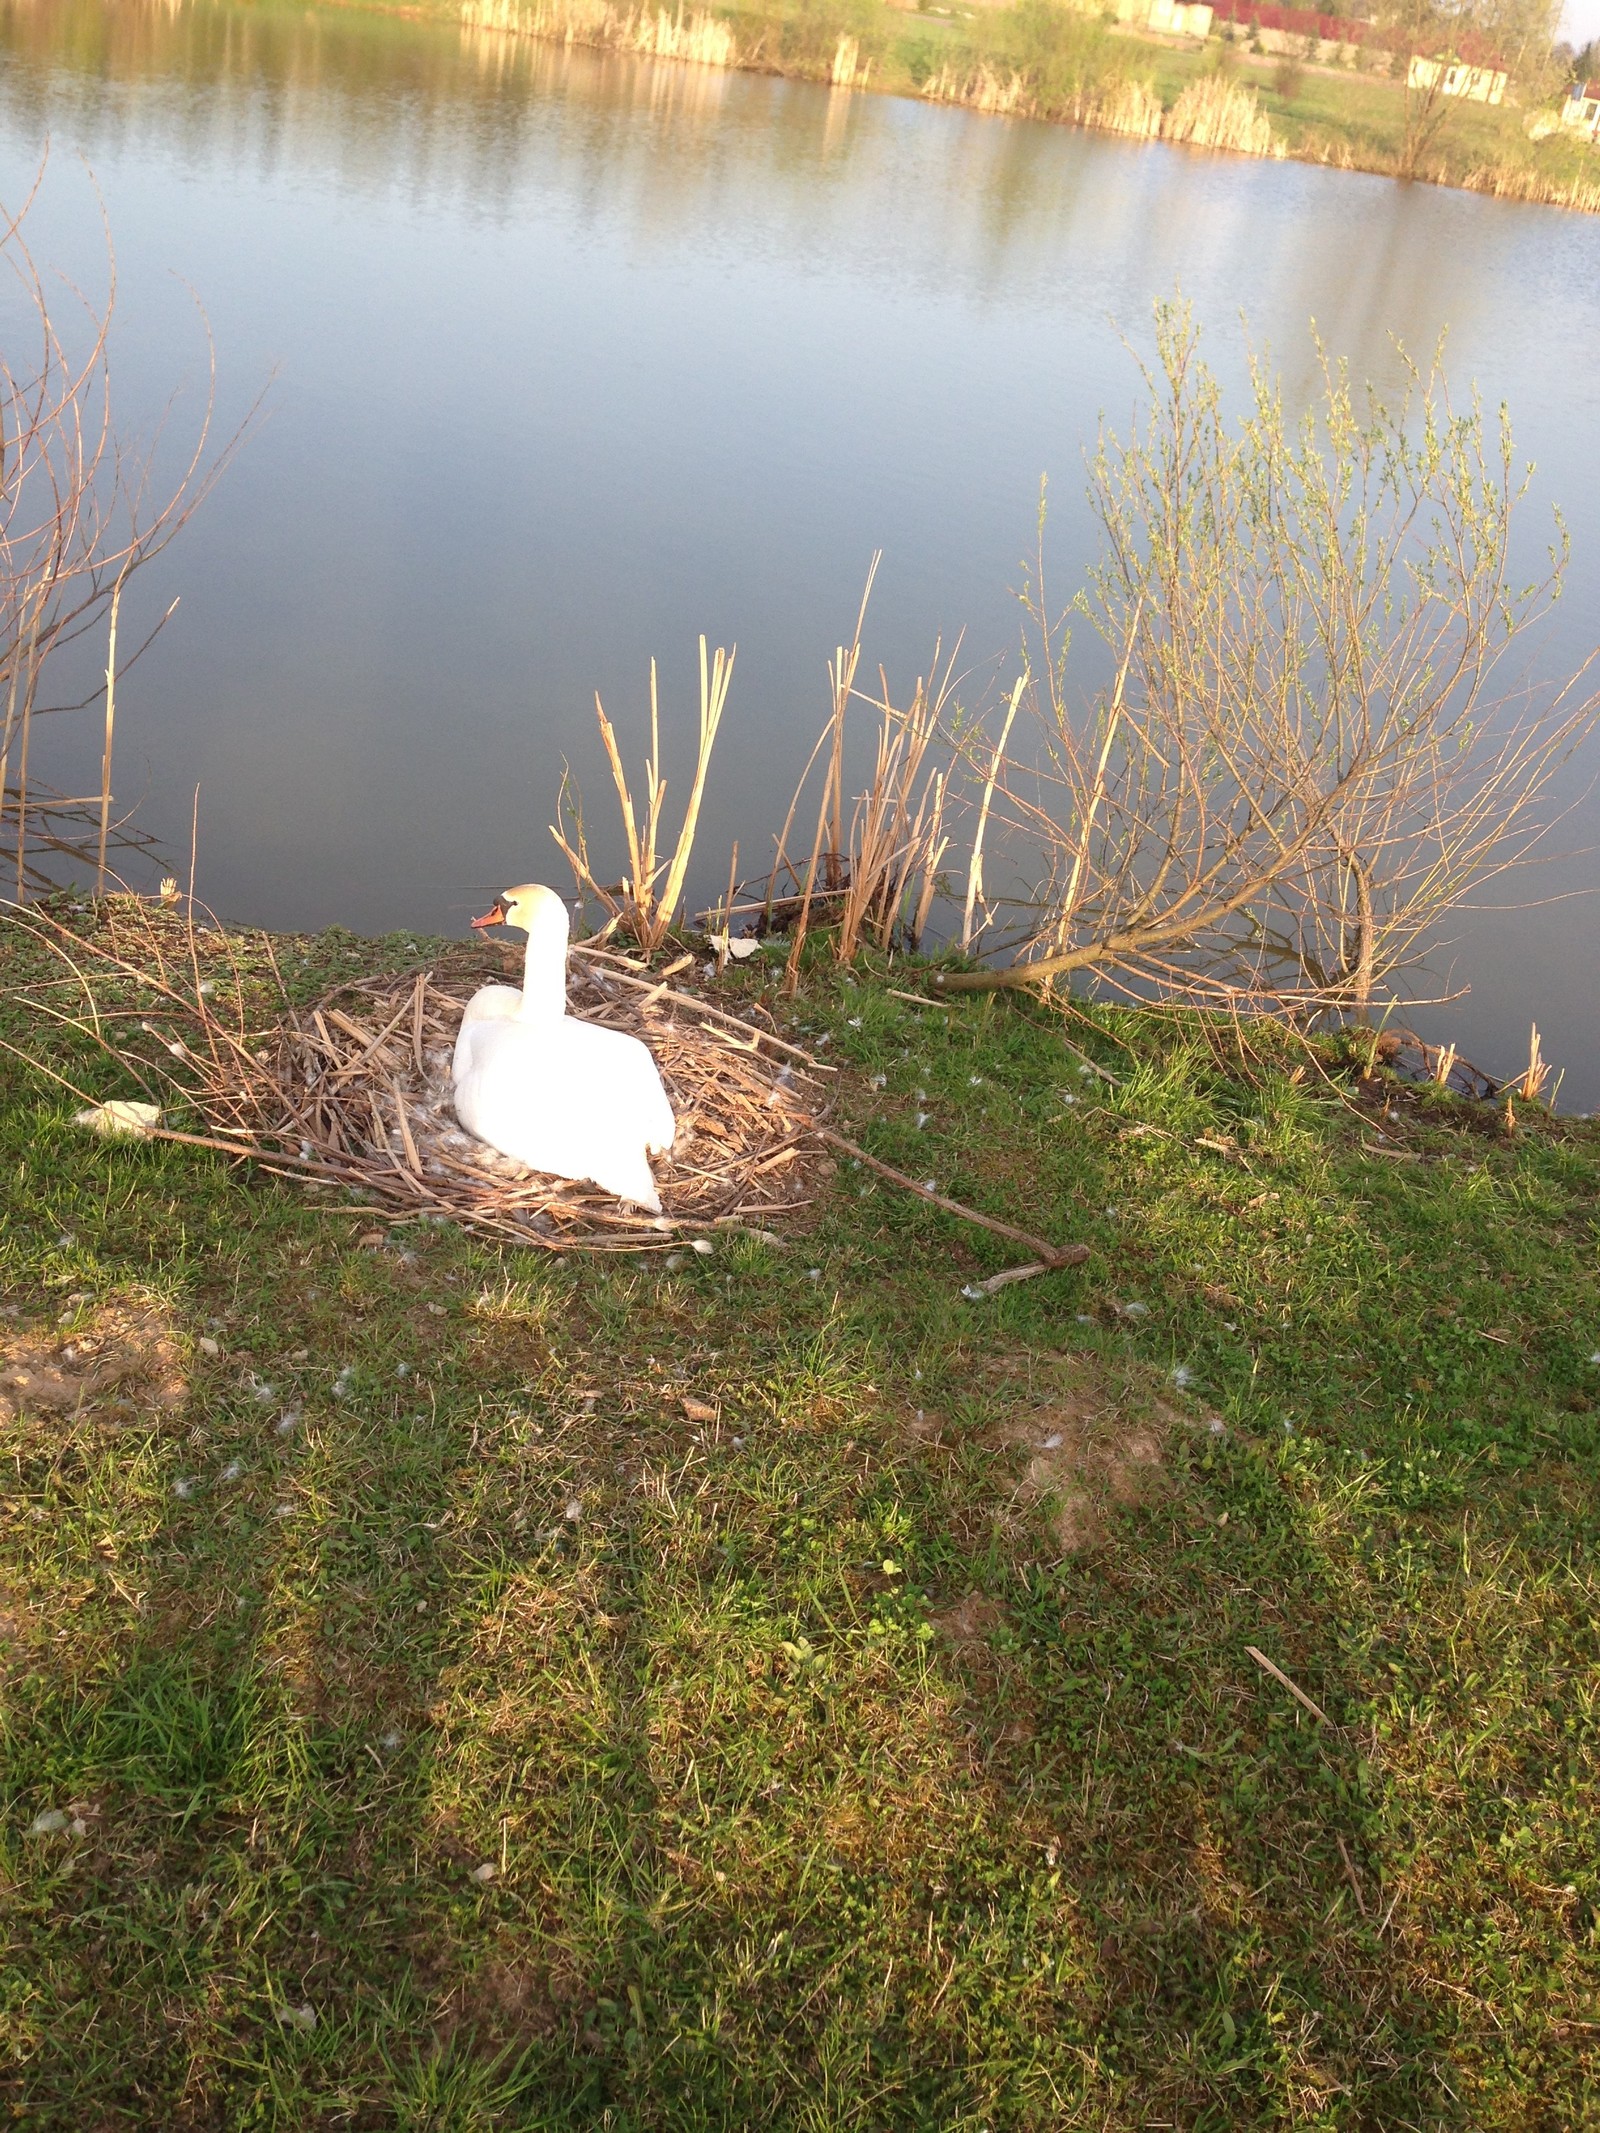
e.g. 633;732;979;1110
448;0;1600;210
3;901;1598;2124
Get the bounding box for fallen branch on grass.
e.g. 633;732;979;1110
1245;1644;1332;1727
816;1127;1088;1271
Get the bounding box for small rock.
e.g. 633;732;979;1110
198;1336;220;1358
470;1860;497;1883
564;1500;582;1522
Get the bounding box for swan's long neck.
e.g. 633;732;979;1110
516;909;569;1023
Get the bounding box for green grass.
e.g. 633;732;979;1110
2;906;1598;2124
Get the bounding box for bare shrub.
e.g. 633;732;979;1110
0;172;237;900
936;304;1597;1012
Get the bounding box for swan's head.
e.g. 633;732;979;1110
470;882;570;943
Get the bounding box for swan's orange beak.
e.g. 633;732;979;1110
469;896;507;931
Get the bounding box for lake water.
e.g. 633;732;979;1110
2;0;1597;1098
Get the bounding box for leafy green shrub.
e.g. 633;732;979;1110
771;0;883;76
980;0;1125;113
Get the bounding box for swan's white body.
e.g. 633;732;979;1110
451;883;675;1211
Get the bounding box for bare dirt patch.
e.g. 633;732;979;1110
984;1352;1179;1553
0;1298;187;1429
931;1591;1007;1646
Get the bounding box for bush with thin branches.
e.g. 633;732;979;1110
937;305;1596;1012
0;169;238;902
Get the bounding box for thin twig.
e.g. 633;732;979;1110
1245;1645;1332;1727
816;1127;1088;1269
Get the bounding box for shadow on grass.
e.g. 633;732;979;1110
2;972;1598;2127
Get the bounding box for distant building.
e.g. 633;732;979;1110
1146;0;1215;35
1109;0;1214;36
1406;53;1508;105
1562;80;1600;140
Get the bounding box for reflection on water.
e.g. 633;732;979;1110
0;0;1596;1095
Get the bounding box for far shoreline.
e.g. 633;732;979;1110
302;0;1600;217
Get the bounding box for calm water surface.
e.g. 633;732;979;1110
2;0;1597;1092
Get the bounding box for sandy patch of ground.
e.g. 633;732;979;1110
0;1298;187;1427
983;1352;1188;1553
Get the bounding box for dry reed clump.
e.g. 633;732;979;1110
916;68;1274;158
745;559;957;988
1163;76;1283;158
460;0;739;70
1084;78;1163;140
552;637;734;956
1461;161;1600;214
5;896;827;1255
921;64;1030;118
831;35;870;91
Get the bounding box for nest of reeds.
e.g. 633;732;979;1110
7;898;827;1254
259;948;825;1249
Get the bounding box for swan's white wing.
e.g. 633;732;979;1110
452;1018;667;1212
567;1021;675;1154
452;984;523;1083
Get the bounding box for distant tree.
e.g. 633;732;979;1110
1382;0;1563;177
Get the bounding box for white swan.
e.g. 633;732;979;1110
452;883;675;1212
